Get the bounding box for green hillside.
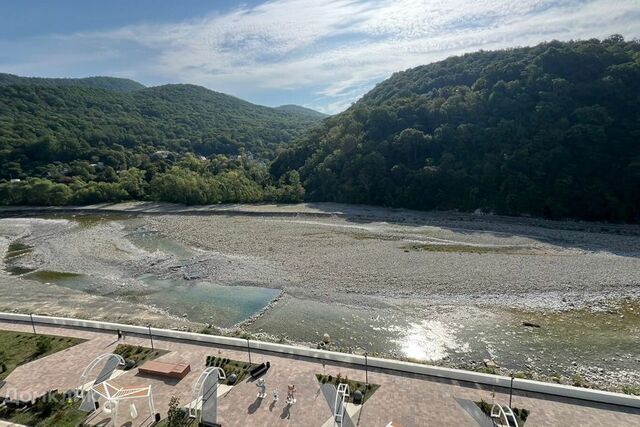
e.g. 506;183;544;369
272;36;640;222
276;104;328;119
0;72;145;93
0;82;321;205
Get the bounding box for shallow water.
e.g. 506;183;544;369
247;295;469;359
3;222;280;328
137;274;280;327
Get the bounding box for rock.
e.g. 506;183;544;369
483;359;498;368
522;321;541;328
353;390;364;405
571;361;577;366
322;333;331;344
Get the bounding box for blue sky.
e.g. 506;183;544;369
1;0;639;114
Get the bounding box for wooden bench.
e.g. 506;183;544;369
138;361;191;379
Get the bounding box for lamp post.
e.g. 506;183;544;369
30;313;37;335
364;353;369;386
246;338;252;364
148;325;154;350
509;375;514;408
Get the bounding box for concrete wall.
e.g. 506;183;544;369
1;312;638;409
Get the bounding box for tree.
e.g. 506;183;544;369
166;396;185;427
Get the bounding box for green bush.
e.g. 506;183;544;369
35;336;52;355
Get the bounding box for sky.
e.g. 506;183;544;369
1;0;639;114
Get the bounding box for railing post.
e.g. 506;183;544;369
148;325;154;350
30;313;37;335
509;375;514;407
364;353;368;385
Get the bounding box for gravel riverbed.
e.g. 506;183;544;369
0;203;638;393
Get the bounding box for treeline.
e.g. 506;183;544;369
0;79;319;206
272;36;640;222
0;82;323;182
0;73;145;93
0;154;304;205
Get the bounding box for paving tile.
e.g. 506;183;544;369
0;321;638;427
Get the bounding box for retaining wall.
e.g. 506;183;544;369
0;312;638;409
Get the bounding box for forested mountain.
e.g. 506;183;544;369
276;104;328;119
0;73;145;93
0;82;323;205
272;36;640;222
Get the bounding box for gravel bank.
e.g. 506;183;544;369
149;212;640;308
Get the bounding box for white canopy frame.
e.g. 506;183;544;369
188;367;226;421
91;380;156;427
334;383;350;426
491;403;519;427
77;353;125;399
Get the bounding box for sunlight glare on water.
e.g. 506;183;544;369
394;320;466;361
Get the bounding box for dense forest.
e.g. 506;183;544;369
0;73;145;93
2;37;639;221
272;36;640;222
0;81;322;205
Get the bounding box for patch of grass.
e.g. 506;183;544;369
0;391;86;427
26;271;83;281
404;243;526;254
205;355;258;385
513;371;533;379
475;399;529;426
0;331;84;380
113;344;167;369
474;366;500;375
315;373;380;404
622;385;640;396
572;374;588;388
199;326;221;335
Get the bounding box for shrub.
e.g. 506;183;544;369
35;336;52;355
167;396;186;427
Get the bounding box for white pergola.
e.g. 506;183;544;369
334;383;350;425
188;367;226;423
491;403;519;427
91;380;156;427
76;353;125;399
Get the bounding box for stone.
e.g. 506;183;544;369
322;333;331;344
353;390;364;405
483;359;498;368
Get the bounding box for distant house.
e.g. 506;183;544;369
152;150;174;159
10;178;21;183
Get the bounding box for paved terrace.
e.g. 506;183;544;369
0;320;638;427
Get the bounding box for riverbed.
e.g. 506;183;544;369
0;203;638;393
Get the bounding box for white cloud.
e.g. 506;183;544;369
1;0;639;113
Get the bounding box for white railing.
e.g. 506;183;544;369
1;311;639;409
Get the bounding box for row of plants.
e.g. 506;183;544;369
315;373;379;404
205;355;257;385
476;399;530;426
113;343;166;369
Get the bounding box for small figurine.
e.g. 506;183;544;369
256;378;267;399
286;384;297;405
